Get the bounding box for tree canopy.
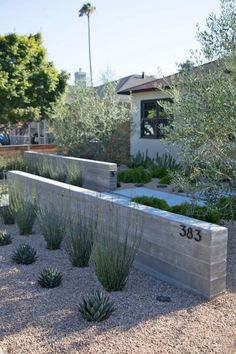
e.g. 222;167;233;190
0;33;68;126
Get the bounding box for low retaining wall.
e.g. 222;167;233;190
0;144;56;158
24;151;117;192
8;171;228;299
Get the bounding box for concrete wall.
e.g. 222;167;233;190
131;91;178;159
24;151;117;192
8;171;228;299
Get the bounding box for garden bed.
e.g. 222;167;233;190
0;221;235;354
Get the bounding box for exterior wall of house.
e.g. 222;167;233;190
131;91;177;159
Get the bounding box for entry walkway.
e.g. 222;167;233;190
107;187;204;206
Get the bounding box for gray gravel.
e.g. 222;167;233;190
0;221;235;354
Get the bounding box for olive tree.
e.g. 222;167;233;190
162;0;236;214
50;80;131;162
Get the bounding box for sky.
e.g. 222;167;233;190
0;0;221;85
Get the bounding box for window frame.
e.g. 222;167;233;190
140;99;170;139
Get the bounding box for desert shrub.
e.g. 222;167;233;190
79;289;115;322
214;196;236;220
155;153;180;171
129;151;155;169
65;212;95;267
37;206;66;250
131;196;170;211
118;167;152;184
12;244;37;264
9;188;37;235
92;207;143;291
158;174;173;185
0;206;15;224
0;155;27;179
151;166;169;179
0;230;12;246
170;204;221;224
38;267;62;288
67;165;84;187
131;197;221;224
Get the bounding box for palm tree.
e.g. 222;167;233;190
79;3;96;86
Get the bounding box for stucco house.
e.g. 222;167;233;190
117;74;174;159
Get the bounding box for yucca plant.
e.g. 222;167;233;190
92;206;143;292
79;289;115;322
37;206;66;250
0;230;12;246
0;206;15;224
65;212;95;267
9;189;37;235
38;267;62;288
12;243;37;264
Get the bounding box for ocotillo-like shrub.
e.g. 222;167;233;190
37;206;66;250
92;206;143;292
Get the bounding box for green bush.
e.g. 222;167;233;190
151;166;169;178
0;230;12;246
129;151;155;169
131;196;221;224
118;167;152;184
10;191;37;235
79;289;115;322
37;206;66;250
0;155;27;179
132;196;170;210
158;174;173;185
12;244;37;264
65;214;95;267
155;152;180;171
38;267;62;288
92;208;143;292
0;206;15;224
214;196;236;220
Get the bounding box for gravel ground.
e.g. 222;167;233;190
0;221;235;354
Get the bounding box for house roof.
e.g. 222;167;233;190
117;60;221;95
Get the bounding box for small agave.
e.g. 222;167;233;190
38;267;62;288
12;243;37;264
79;289;115;322
0;230;12;246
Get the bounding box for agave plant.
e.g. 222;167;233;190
38;267;62;288
12;244;37;264
79;290;115;322
0;230;12;246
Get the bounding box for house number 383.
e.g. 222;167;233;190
179;225;202;242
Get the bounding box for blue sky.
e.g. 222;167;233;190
0;0;221;84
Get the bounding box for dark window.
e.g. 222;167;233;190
140;99;171;139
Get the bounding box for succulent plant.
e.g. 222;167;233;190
79;290;115;322
0;230;12;246
38;267;62;288
12;244;37;264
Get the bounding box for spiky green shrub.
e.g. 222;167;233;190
79;290;115;322
12;244;37;264
0;230;12;246
129;151;155;169
67;165;84;187
214;196;236;220
65;213;95;267
0;206;15;224
9;188;37;235
38;267;62;288
92;207;143;292
37;206;66;250
151;166;169;178
118;167;152;184
155;152;180;171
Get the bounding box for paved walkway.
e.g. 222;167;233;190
108;187;204;206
